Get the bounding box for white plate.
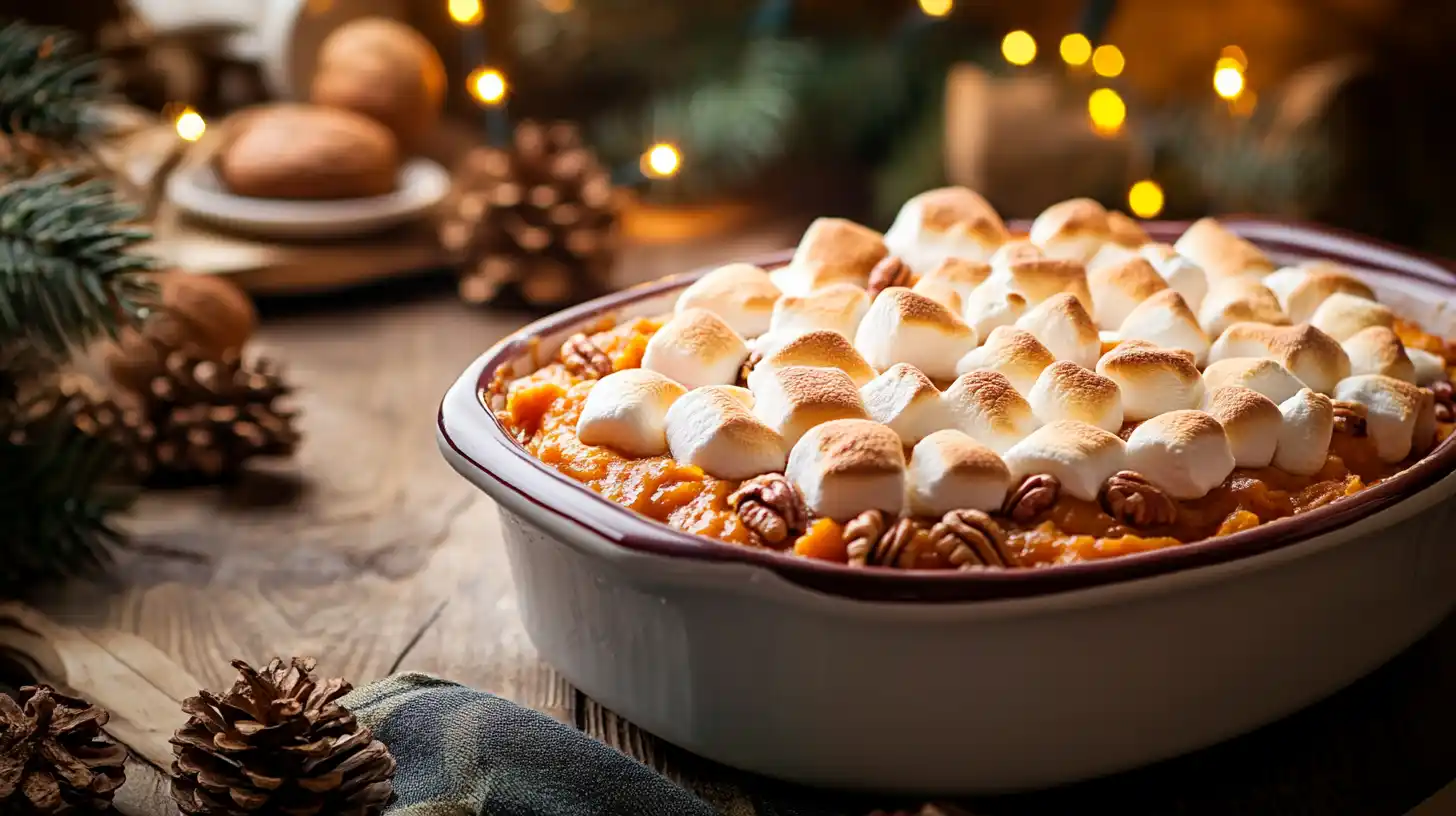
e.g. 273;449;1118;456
166;158;451;240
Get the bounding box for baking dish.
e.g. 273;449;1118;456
437;218;1456;794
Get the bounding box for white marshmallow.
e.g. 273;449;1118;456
1027;361;1124;432
1140;243;1209;313
1202;357;1308;405
1095;342;1205;421
860;363;952;445
954;326;1055;395
1014;293;1101;370
1332;374;1429;463
1308;293;1393;342
1342;326;1415;383
1263;265;1375;324
1028;198;1112;263
854;287;977;381
773;217;887;295
750;329;878;388
664;386;786;479
674;263;780;339
1273;388;1334;476
1204;386;1281;468
749;365;869;448
1115;289;1210;366
1415;387;1438;458
786;419;906;521
1124;410;1235;499
942;370;1042;454
1087;257;1168;331
911;258;991;313
1002;420;1127;501
764;283;871;347
1085;242;1140;275
1107;211;1152;247
883;187;1010;274
1198;278;1288;339
993;257;1093;310
1172;217;1276;279
906;430;1012;516
1207;322;1350;394
576;369;688;457
642;308;750;390
1408;347;1448;386
988;240;1043;274
960;279;1029;340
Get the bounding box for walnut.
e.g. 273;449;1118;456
560;333;612;379
728;473;808;548
1332;399;1368;436
929;509;1013;569
1099;471;1177;528
866;255;911;300
1001;474;1061;524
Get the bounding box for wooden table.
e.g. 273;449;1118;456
7;218;1456;815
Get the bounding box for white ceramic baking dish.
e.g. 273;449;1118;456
437;219;1456;794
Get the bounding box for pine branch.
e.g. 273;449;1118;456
0;21;103;144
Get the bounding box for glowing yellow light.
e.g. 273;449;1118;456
1213;66;1245;100
1001;31;1036;66
1215;57;1244;74
1091;44;1124;77
469;67;507;105
540;0;573;10
448;0;483;25
175;108;205;142
1059;33;1091;66
1231;89;1257;117
1087;88;1126;134
643;143;680;178
1128;180;1164;218
918;0;953;17
1220;45;1248;70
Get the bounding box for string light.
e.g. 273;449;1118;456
918;0;953;17
1087;88;1125;134
1001;31;1036;66
1231;89;1257;117
540;0;574;11
448;0;483;25
1059;33;1091;66
469;67;507;105
1213;66;1244;100
642;143;681;178
174;107;206;142
1219;45;1248;70
1091;44;1124;78
1128;180;1164;218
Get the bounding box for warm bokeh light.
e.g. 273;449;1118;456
1087;88;1126;134
1231;89;1258;117
1091;44;1124;77
540;0;574;11
1128;180;1164;218
1215;56;1244;74
469;67;507;105
175;108;205;142
1059;33;1091;66
448;0;483;25
1213;66;1245;100
642;143;681;178
1219;45;1248;70
918;0;953;17
1001;31;1036;66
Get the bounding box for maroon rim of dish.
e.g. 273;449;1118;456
438;217;1456;602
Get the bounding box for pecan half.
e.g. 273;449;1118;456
1001;474;1061;524
930;509;1013;569
844;510;887;567
866;256;912;300
1433;380;1454;423
1332;400;1368;437
736;350;763;388
1099;471;1177;528
561;333;613;379
870;517;923;568
728;473;808;548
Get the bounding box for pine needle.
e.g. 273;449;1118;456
0;21;103;144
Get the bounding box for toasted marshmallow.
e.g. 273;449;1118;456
1273;388;1334;475
786;419;906;520
575;369;688;457
1028;361;1124;432
1086;242;1140;275
749;365;868;447
764;282;871;349
719;385;755;407
1309;293;1394;342
773;217;887;295
1095;341;1205;421
642;308;750;390
750;329;878;388
955;326;1055;395
1202;357;1306;405
1407;347;1448;386
1107;211;1151;247
1198;278;1289;338
1262;265;1375;324
664;386;786;479
1173;217;1275;279
911;258;992;313
860;363;952;445
1003;420;1126;501
1028;198;1111;262
994;257;1093;310
883;187;1010;274
1204;386;1281;468
1332;374;1430;463
1088;257;1169;330
1207;322;1350;394
1125;410;1235;499
989;240;1043;273
854;287;977;381
943;370;1042;454
1342;326;1415;383
961;279;1029;339
1115;290;1210;365
906;430;1012;516
1140;243;1209;312
1415;387;1438;457
674;263;780;339
1014;293;1101;370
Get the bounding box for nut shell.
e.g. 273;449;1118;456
310;18;447;153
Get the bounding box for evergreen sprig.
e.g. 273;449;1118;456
0;21;102;144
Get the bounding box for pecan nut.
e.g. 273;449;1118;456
870;517;923;568
728;473;808;548
1099;471;1177;529
866;256;912;300
1001;474;1061;524
736;350;763;388
844;510;887;567
930;509;1013;569
1332;399;1368;437
1432;380;1454;423
561;333;613;379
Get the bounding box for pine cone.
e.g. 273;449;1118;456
12;374;156;477
170;658;395;816
0;685;127;814
440;121;620;308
